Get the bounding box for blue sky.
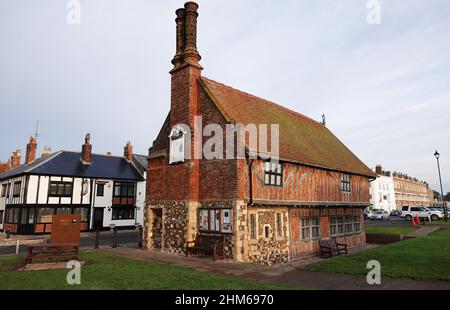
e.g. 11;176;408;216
0;0;449;193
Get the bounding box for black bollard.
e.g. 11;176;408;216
112;228;118;249
6;230;10;240
95;230;100;249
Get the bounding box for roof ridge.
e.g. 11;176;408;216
60;150;128;160
201;76;323;126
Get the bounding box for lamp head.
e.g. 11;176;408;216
435;151;440;159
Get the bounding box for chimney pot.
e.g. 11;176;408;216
42;146;52;157
81;133;92;165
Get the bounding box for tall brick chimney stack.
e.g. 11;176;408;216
169;2;202;204
124;142;133;161
25;136;37;164
172;8;186;67
81;134;92;165
183;2;201;63
11;150;21;168
171;2;202;70
375;165;383;175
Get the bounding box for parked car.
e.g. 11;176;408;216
364;208;382;219
428;207;444;213
390;210;401;217
401;206;443;221
368;211;390;221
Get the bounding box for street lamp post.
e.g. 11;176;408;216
434;151;448;222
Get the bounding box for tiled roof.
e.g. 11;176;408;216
132;154;148;171
200;77;375;177
0;151;145;181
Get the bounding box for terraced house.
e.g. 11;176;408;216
144;2;375;264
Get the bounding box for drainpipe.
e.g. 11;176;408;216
248;159;254;206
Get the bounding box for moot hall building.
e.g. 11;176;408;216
144;2;376;264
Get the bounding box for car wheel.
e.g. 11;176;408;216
405;215;412;222
431;215;439;221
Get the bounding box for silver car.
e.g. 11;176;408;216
369;211;390;221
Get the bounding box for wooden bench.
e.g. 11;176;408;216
186;234;226;261
25;243;79;264
319;239;347;258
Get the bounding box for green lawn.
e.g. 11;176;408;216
306;229;450;281
365;226;415;235
0;251;297;290
426;220;450;228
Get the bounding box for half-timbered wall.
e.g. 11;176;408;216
1;174;145;234
246;160;370;204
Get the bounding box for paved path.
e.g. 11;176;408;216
405;226;440;238
103;247;450;290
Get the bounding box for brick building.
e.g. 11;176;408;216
144;2;375;264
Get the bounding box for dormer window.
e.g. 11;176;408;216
169;127;186;164
264;161;283;187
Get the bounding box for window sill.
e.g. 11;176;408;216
264;184;283;188
199;230;232;235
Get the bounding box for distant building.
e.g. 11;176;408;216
0;135;147;235
393;172;431;209
369;166;396;212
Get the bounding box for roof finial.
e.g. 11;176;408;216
322;113;326;127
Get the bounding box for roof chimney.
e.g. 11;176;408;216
42;146;52;157
81;134;92;165
172;8;186;67
171;2;201;69
183;2;201;63
375;165;382;175
25;136;37;164
0;161;11;174
124;142;133;161
11;150;21;168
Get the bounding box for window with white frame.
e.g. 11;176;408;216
341;174;351;192
330;216;361;237
301;218;320;241
264;161;283;186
